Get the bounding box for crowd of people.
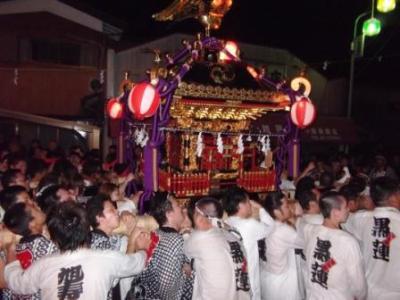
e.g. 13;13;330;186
0;136;400;300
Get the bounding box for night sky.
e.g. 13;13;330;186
63;1;400;85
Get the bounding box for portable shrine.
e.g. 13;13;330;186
107;1;316;210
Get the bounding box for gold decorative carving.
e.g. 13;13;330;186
175;82;289;103
170;100;278;122
173;117;251;132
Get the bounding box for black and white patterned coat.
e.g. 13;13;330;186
2;234;58;300
89;230;125;252
127;227;193;300
88;229;127;300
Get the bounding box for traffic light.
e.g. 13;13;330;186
377;0;396;13
362;17;381;36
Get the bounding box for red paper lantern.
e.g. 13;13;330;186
128;83;161;120
290;97;316;128
106;98;123;119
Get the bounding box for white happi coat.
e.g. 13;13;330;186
302;224;367;300
261;221;303;300
345;207;400;300
295;213;324;298
297;214;324;228
226;208;275;300
184;227;250;300
5;249;146;300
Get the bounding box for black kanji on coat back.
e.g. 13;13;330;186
311;237;334;290
57;265;84;300
228;241;250;292
371;217;393;262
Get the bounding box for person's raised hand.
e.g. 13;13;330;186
305;161;316;172
120;211;137;235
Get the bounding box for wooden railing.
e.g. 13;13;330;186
159;170;210;197
237;170;276;192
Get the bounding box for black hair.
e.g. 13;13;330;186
0;153;9;164
68;151;82;160
197;197;224;219
248;192;261;203
319;172;334;189
27;159;48;179
86;194;113;228
52;159;77;175
222;186;249;216
148;192;173;226
52;159;79;186
296;189;317;211
1;169;21;188
8;155;26;168
86;149;101;160
64;173;84;193
263;191;285;219
295;176;315;199
36;184;63;214
82;160;101;177
370;177;400;207
105;145;117;164
113;163;129;176
338;153;350;161
188;197;223;224
319;191;344;219
69;145;84;155
46;202;89;252
38;172;59;189
99;182;118;196
339;184;359;203
0;185;28;211
3;203;32;237
348;177;367;194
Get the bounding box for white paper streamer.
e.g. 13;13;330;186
261;135;267;152
135;128;144;146
196;132;204;157
217;133;224;154
133;128;140;144
134;128;148;147
140;130;149;147
236;134;244;154
265;135;271;153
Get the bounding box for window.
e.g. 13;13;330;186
32;39;80;65
19;38;100;67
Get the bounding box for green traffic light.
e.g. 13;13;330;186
362;18;381;36
377;0;396;13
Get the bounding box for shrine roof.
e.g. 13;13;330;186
181;61;262;89
175;61;288;106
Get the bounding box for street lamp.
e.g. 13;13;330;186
377;0;396;12
347;0;396;119
347;11;372;118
